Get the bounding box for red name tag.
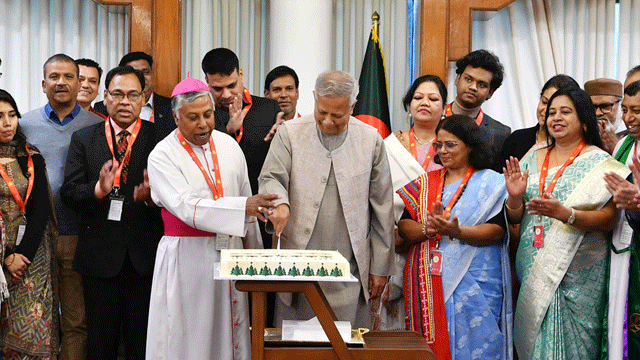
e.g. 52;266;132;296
533;225;544;248
430;249;443;276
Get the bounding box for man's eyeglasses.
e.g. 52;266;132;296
432;141;460;151
107;89;142;102
593;100;620;114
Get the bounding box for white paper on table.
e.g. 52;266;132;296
281;317;351;343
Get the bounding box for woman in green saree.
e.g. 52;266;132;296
504;86;629;359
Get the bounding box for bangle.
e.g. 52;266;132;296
505;200;523;211
422;224;427;238
5;254;15;267
565;207;576;225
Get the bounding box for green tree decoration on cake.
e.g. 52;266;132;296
302;264;314;276
316;264;328;277
288;265;300;276
274;263;286;276
259;263;272;276
330;266;343;277
246;263;258;276
231;263;244;275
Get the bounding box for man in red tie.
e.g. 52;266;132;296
61;65;163;359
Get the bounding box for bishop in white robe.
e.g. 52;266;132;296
145;77;278;360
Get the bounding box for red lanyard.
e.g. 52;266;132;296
0;146;34;215
539;140;585;197
408;127;435;171
436;166;475;217
234;88;253;143
445;103;484;126
177;130;224;200
104;118;142;189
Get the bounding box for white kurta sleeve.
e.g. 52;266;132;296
148;140;250;237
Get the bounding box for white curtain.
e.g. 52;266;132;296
0;0;129;114
182;0;411;132
181;0;268;95
455;0;635;132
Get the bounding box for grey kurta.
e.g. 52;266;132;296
259;115;394;328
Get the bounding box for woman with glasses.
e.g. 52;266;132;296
379;75;447;330
504;87;629;360
397;115;512;360
0;90;58;359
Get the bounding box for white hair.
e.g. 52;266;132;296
314;71;359;107
171;91;214;117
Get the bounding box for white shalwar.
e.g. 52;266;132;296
145;129;261;360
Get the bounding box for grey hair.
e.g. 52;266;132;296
171;91;214;116
314;71;359;107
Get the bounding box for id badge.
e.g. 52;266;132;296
533;215;544;248
16;224;26;246
108;194;125;222
216;234;230;250
430;248;443;276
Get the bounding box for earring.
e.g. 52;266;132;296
441;114;446;120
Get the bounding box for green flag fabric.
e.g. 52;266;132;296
353;24;391;138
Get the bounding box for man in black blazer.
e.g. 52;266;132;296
61;66;162;359
94;52;175;142
448;49;511;172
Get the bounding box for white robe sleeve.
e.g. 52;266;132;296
148;139;251;237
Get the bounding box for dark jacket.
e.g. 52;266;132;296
60;121;163;278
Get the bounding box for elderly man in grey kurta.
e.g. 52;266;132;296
258;71;394;328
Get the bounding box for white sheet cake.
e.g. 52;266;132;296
219;249;350;279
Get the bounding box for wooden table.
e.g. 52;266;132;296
235;280;435;360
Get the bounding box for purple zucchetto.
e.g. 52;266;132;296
171;72;210;97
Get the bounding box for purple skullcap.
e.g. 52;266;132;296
171;71;210;97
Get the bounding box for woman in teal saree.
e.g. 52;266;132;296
504;87;629;359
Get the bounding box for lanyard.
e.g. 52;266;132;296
104;117;142;189
0;146;34;215
408;127;435;171
177;129;224;200
436;166;475;217
539;140;586;197
445;103;484;126
148;108;154;123
234;88;253;143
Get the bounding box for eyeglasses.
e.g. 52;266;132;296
107;89;142;102
593;100;620;114
432;141;460;151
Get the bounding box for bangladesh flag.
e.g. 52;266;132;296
353;23;391;138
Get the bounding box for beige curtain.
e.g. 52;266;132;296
0;0;129;113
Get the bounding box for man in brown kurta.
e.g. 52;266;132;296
258;71;394;328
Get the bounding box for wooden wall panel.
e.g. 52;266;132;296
96;0;180;97
420;0;515;82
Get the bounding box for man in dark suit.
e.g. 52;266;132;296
94;52;175;141
61;66;163;359
447;49;511;172
201;48;283;243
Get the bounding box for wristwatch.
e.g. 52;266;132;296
566;208;576;225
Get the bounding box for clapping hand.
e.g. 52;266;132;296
427;201;461;239
227;94;247;135
503;157;529;198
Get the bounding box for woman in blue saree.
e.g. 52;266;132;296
504;87;629;359
397;115;512;360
